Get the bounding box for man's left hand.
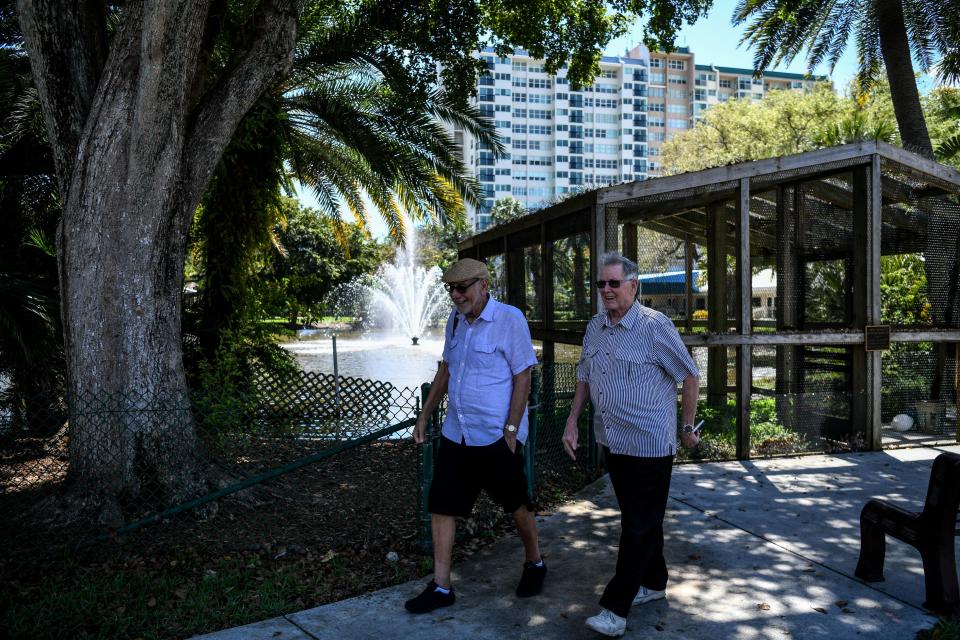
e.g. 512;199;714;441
680;431;700;449
504;428;518;453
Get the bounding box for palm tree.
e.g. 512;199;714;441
193;6;500;361
733;0;960;158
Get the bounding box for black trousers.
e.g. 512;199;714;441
598;450;674;618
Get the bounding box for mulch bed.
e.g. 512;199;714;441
1;428;598;638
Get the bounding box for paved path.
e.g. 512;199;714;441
196;445;959;639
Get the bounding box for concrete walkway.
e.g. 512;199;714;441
196;445;959;639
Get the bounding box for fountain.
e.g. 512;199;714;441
366;226;450;345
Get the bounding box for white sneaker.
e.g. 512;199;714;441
632;585;666;605
585;608;627;637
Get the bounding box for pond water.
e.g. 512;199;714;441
282;328;445;391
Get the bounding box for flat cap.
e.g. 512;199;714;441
442;258;490;283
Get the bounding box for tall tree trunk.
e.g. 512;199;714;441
875;0;933;158
18;0;300;525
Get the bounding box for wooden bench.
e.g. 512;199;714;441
854;451;960;614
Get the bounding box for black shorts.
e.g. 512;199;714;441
428;435;532;518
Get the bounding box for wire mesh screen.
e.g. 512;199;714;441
880;158;960;329
552;233;591;324
630;226;696;324
486;253;507;301
525;245;544;322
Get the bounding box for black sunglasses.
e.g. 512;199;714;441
444;279;480;294
595;279;635;289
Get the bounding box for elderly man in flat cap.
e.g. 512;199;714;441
404;258;545;614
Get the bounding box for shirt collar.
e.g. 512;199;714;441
458;295;499;324
604;300;640;330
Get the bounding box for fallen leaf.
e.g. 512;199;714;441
146;597;157;608
320;550;337;563
174;588;188;600
834;600;848;608
813;607;827;614
757;603;771;611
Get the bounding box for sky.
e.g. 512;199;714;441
297;0;865;239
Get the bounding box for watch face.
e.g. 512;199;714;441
506;424;518;433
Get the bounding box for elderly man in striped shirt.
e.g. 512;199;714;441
562;251;701;637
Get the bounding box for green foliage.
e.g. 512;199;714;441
926;88;960;168
0;46;63;404
0;554;315;640
259;199;385;324
489;196;527;226
917;615;960;640
660;83;897;174
732;0;959;108
418;219;470;273
681;397;812;460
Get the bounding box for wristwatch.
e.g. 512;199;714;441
680;424;696;434
504;424;518;434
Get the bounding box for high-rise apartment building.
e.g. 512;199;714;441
461;44;825;231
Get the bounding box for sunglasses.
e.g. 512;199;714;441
595;279;636;289
444;279;479;294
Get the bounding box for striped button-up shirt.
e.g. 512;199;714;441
576;302;700;457
441;297;539;446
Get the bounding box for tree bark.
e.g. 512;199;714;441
875;0;933;158
18;0;301;525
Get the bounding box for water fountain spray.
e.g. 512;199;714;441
367;226;449;345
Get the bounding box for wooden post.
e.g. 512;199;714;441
776;184;800;431
852;159;883;450
506;248;525;312
623;222;638;263
591;204;605;315
542;223;555;364
707;202;728;408
735;178;752;459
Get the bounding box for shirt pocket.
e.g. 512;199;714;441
616;349;657;381
470;341;502;382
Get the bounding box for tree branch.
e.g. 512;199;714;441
184;0;301;207
16;0;108;194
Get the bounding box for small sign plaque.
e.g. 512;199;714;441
864;325;891;351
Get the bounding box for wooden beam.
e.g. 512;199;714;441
707;201;728;408
597;142;882;205
876;141;960;191
735;177;752;459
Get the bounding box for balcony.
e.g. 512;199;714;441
569;160;584;170
569;111;583;123
633;132;647;142
569;143;583;154
633;87;647;97
632;117;647;127
569;97;584;108
632;72;647;82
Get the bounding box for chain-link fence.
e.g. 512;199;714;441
0;371;423;574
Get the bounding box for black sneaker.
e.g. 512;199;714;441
516;560;547;597
404;580;455;613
